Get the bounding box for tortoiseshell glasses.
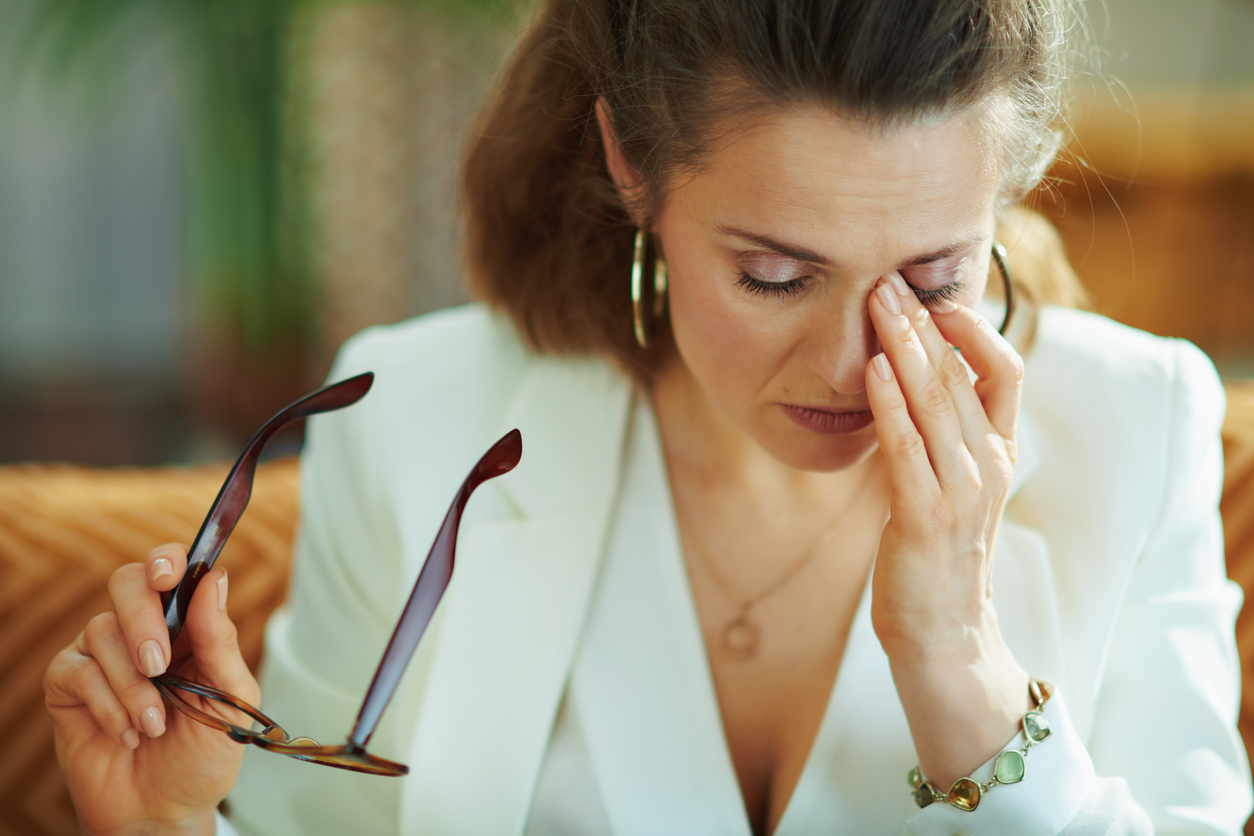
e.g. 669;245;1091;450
151;372;523;776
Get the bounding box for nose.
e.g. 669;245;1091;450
803;285;881;396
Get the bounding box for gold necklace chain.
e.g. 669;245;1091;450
682;463;877;660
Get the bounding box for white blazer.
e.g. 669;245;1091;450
225;304;1251;835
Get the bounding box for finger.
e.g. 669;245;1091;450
108;563;170;679
146;543;188;593
45;639;141;750
79;613;167;740
865;351;940;505
183;569;259;707
885;272;1001;455
869;276;968;476
930;303;1023;442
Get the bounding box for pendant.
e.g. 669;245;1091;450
722;614;761;659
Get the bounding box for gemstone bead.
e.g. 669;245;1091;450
947;778;981;811
993;749;1026;783
908;766;922;788
1024;710;1052;742
913;783;937;808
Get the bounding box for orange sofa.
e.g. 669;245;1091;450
3;384;1254;835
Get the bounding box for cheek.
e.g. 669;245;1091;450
665;247;795;401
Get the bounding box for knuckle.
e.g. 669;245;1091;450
107;562;146;597
992;455;1015;491
891;428;926;460
83;611;121;647
1005;351;1026;385
69;657;103;695
119;674;159;706
976;314;999;340
937;351;969;387
1002;438;1019;467
43;649;74;695
98;699;132;732
217;616;241;648
920;378;951;415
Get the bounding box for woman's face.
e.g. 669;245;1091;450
651;106;1003;472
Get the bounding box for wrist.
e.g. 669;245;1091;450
874;595;1004;667
890;630;1029;790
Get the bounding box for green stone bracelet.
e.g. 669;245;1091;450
908;679;1054;812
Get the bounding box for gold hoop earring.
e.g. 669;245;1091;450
992;241;1014;336
631;229;668;348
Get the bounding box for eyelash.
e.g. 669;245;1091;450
735;272;807;298
912;280;965;306
735;272;966;306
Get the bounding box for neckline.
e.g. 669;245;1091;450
646;399;881;834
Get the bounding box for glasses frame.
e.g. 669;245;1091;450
152;372;524;776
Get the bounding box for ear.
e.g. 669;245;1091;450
595;97;644;217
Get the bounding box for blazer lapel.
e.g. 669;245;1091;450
399;359;633;836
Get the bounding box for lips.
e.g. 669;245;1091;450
781;404;874;435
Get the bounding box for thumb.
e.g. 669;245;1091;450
183;569;259;707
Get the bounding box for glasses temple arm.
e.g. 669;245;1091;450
347;428;523;750
346;486;469;750
163;373;375;645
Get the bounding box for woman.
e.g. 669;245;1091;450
45;0;1251;833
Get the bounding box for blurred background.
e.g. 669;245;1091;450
0;0;1251;466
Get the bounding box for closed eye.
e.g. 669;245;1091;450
736;272;809;298
910;280;965;307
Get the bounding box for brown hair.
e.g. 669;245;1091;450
462;0;1085;379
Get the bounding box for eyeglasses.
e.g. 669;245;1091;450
151;373;523;776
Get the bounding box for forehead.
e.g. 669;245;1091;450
677;105;1001;258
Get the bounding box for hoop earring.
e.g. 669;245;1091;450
631;229;668;348
992;241;1015;336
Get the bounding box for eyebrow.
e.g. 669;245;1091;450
718;225;832;265
717;224;985;270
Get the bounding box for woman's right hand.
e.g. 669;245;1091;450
44;544;258;835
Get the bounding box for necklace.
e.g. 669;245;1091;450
682;465;876;660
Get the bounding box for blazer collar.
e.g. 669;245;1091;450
492;357;636;518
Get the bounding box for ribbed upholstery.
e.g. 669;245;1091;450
0;458;299;836
3;384;1254;834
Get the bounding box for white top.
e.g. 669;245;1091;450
220;304;1252;835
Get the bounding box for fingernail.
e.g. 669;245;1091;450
872;353;893;382
149;557;174;583
140;706;165;738
876;283;902;316
122;728;140;750
218;571;228;612
886;272;911;297
139;640;166;677
931;298;958;313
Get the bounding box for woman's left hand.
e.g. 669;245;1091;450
864;270;1029;788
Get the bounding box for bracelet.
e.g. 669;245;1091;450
908;679;1054;812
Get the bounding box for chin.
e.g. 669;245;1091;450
757;425;880;472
